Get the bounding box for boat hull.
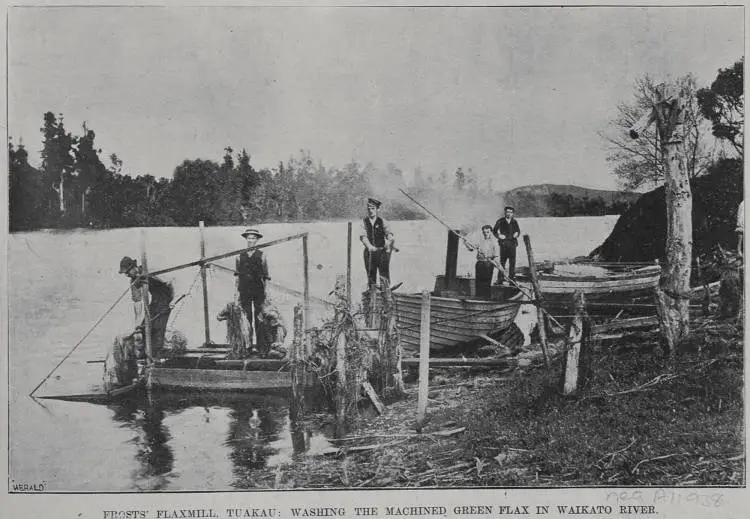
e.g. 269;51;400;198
394;292;523;354
148;367;291;391
519;266;661;303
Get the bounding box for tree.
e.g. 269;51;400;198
9;139;45;231
40;112;77;219
601;74;712;190
74;124;108;221
697;58;744;157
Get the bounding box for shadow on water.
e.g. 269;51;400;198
106;390;333;490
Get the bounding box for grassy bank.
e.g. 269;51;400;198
246;318;744;489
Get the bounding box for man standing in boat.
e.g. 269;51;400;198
360;198;396;288
236;228;271;353
119;256;174;357
493;206;521;283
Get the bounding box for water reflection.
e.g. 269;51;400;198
106;391;324;491
109;395;175;490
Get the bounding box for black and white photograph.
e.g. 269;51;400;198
4;2;747;515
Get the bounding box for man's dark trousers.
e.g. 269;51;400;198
499;239;517;281
364;249;391;286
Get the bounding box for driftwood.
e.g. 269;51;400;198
362;381;386;415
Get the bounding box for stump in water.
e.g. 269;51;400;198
560;291;592;395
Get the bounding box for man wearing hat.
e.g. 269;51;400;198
119;256;174;356
235;229;271;353
492;206;521;283
360;198;395;287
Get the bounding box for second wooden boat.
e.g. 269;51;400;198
516;262;662;303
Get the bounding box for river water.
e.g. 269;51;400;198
8;216;617;491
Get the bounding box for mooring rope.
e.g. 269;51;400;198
29;285;133;398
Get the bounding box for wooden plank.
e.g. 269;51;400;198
395;294;523;310
591;316;659;334
199;221;211;346
362;381;386;415
212;359;289;370
401;357;511;367
416;291;431;432
149;367;291;390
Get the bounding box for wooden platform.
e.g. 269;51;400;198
148;367;291;391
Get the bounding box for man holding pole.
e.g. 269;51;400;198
236;228;271;353
119;256;174;356
493;206;521;283
360;198;395;288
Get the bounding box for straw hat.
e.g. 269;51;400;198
241;228;263;239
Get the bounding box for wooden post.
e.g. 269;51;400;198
523;234;550;368
199;221;211;346
290;304;305;424
335;277;348;437
347;222;353;307
302;233;310;355
415;290;431;432
140;229;153;363
560;291;591;395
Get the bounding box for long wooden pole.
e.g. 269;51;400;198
199;221;211;346
415;290;431;433
523;235;550;368
290;304;305;424
140;229;153;363
302;234;310;355
346;221;353;307
147;232;309;278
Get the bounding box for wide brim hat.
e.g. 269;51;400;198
119;256;137;274
241;228;263;239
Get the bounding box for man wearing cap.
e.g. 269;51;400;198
236;229;271;353
119;256;174;357
492;206;521;283
360;198;395;287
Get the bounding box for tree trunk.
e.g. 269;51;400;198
55;174;66;214
657;135;693;357
560;291;592;395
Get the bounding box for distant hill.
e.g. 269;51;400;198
499;184;642;217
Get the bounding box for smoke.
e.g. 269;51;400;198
372;171;507;240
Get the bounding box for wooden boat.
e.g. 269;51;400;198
147;352;290;392
516;261;662;303
391;231;525;354
37;227;309;402
394;288;524;353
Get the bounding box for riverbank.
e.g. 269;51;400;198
246;316;744;489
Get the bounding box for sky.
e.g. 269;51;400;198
8;5;744;191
